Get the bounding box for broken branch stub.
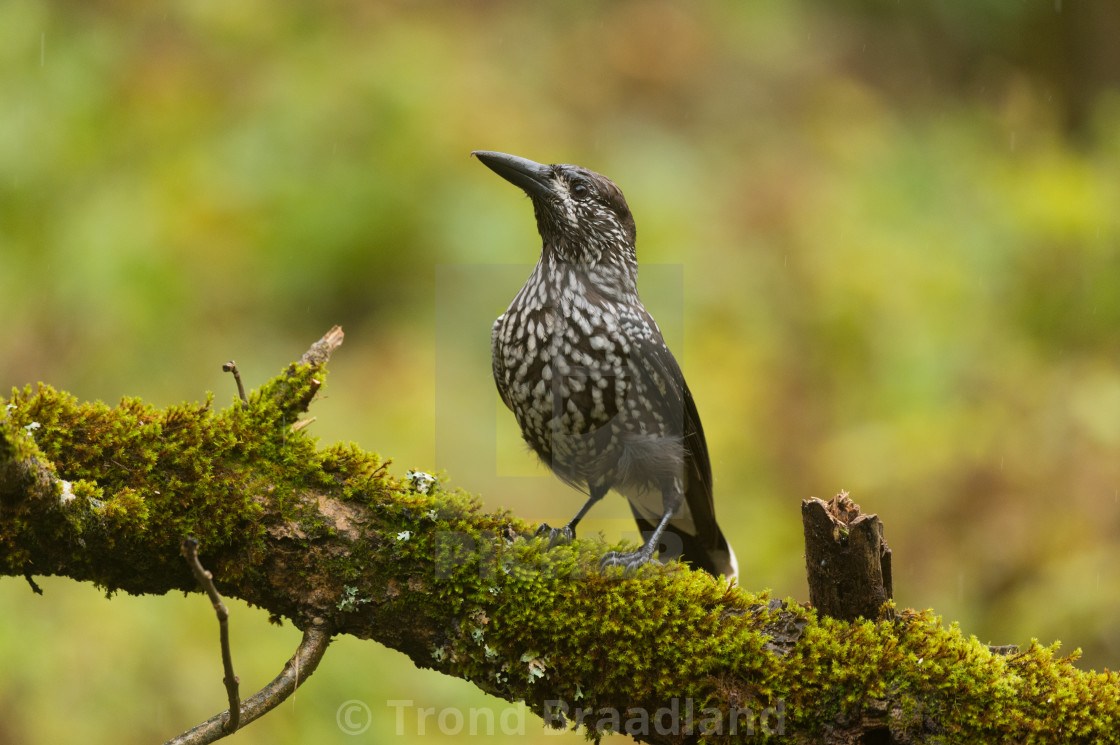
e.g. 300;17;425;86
802;492;893;622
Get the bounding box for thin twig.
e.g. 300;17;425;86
221;362;249;409
290;417;316;432
23;570;43;595
162;623;333;745
180;538;241;733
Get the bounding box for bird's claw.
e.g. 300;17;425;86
534;523;575;549
599;548;655;575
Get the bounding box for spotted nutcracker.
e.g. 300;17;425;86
474;150;736;577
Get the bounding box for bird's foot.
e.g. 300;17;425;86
534;523;575;549
599;546;657;575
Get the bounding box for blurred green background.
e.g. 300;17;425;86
3;1;1120;742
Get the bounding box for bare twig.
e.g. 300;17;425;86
290;417;316;432
279;326;344;413
162;623;333;745
23;570;43;595
299;325;344;367
181;538;241;733
221;361;249;409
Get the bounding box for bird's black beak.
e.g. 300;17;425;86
472;151;554;200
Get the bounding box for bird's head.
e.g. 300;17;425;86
473;151;637;272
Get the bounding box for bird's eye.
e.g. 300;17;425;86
571;181;590;199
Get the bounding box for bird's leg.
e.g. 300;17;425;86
535;485;608;549
600;507;674;574
600;478;683;574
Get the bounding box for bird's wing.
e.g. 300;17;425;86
625;308;734;575
629;323;714;517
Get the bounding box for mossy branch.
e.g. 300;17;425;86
1;327;1118;744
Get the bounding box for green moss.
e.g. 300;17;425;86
4;360;1120;742
369;502;1120;743
0;362;346;590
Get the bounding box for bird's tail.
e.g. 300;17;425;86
629;506;738;579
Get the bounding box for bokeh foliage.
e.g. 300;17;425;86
2;1;1119;742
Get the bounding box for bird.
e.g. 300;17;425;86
473;150;737;578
